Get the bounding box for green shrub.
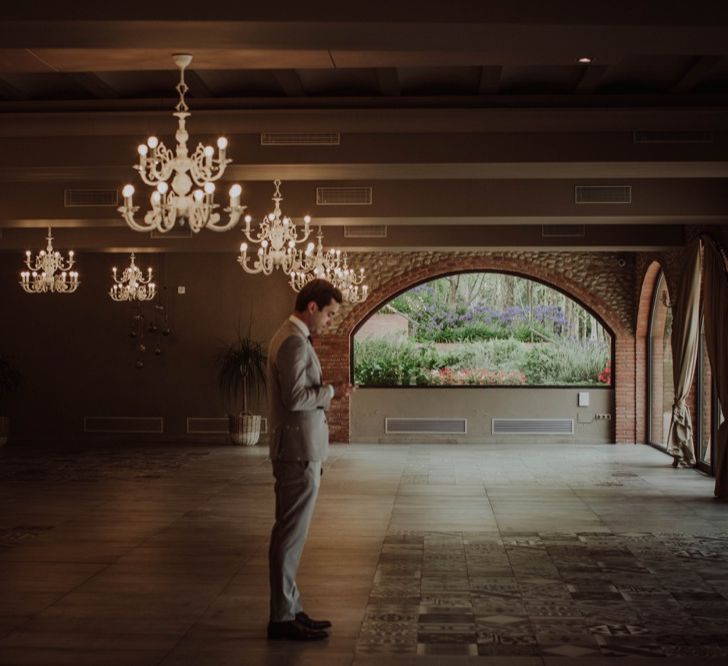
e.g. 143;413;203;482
522;339;609;384
354;336;610;387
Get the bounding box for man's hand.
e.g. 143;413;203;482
332;382;355;398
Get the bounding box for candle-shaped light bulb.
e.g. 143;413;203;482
157;181;169;194
151;191;161;205
229;184;242;203
204;182;215;195
240;242;247;253
147;136;159;149
261;239;269;248
193;189;204;202
217;137;228;150
122;184;135;202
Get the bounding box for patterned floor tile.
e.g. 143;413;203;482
357;528;728;657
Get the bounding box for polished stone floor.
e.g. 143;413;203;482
1;441;727;665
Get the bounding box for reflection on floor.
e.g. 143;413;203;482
1;441;727;665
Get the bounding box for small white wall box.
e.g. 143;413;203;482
578;391;590;407
177;286;186;294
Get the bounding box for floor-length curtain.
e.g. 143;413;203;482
702;236;728;497
666;239;702;467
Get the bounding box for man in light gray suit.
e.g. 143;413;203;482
266;279;352;641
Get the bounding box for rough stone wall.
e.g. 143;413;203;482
319;250;637;443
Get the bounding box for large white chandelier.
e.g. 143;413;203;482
237;180;312;275
110;253;156;302
118;54;245;234
20;227;79;294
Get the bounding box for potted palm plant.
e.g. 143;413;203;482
0;356;21;446
217;328;267;446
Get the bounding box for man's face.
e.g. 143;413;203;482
308;298;339;334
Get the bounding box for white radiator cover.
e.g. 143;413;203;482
492;418;574;435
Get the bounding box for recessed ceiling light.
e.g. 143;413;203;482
578;57;593;64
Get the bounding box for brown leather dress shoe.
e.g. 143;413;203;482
296;611;332;630
267;619;328;641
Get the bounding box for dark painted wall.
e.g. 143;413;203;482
1;251;295;442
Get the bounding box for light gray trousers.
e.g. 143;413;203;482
268;460;321;622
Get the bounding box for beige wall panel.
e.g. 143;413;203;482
351;387;614;444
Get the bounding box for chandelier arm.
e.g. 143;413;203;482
136;144;175;185
206;214;241;232
293;227;313;244
237;254;264;275
121;208;156;232
241;224;271;244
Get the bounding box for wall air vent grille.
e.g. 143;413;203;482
64;189;119;207
151;227;192;239
575;185;631;204
634;131;714;144
344;225;387;238
492;418;574;435
186;417;268;435
385;418;467;435
261;132;340;146
316;187;373;206
84;416;163;434
542;224;586;238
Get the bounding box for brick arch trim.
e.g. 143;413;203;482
636;261;664;338
634;260;663;444
337;256;628;339
320;251;635;444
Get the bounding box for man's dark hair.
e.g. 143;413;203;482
295;279;343;312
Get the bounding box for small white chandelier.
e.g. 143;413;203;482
291;227;341;280
20;227;79;294
332;254;369;303
288;232;369;303
110;253;156;302
118;54;245;234
238;180;312;275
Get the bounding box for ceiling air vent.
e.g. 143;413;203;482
492;418;574;435
385;418;467;435
634;131;714;144
575;185;631;204
542;224;586;238
344;225;387;238
261;131;340;146
317;186;373;206
64;189;119;207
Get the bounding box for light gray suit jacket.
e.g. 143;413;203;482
267;319;333;462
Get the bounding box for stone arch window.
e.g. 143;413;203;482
647;271;674;448
352;271;613;387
